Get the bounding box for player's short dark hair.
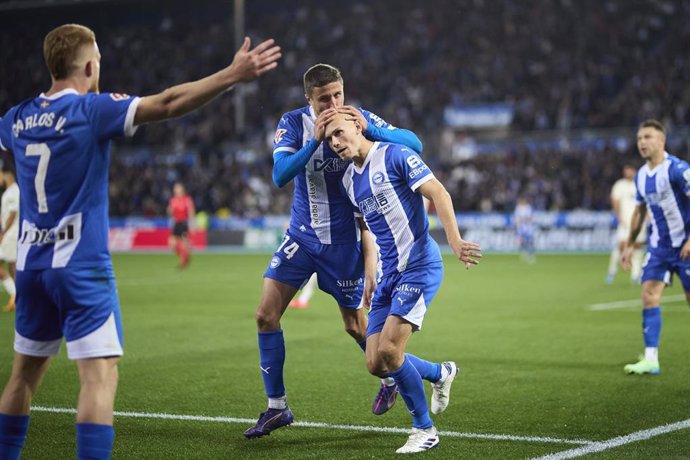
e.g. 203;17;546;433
44;24;96;80
303;64;343;96
639;119;666;135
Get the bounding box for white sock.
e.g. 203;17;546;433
268;396;287;410
644;347;658;363
382;377;395;387
2;277;15;296
608;246;620;276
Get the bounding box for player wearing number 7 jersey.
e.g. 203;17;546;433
0;24;280;459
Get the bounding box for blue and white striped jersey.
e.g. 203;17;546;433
342;142;441;275
273;105;396;245
635;152;690;249
0;89;140;270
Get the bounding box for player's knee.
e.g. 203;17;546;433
343;323;366;342
365;356;385;377
255;306;280;330
376;341;403;370
641;289;661;307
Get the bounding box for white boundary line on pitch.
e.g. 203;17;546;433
532;417;690;459
31;406;592;446
588;294;686;311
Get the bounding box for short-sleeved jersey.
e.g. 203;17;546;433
611;178;637;227
273;105;396;245
169;195;193;222
513;202;534;234
635;152;690;249
342;142;440;276
0;88;140;270
1;183;19;237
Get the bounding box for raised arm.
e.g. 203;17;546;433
338;106;423;153
418;178;481;268
134;37;281;125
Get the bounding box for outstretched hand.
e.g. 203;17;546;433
229;37;282;82
450;238;482;269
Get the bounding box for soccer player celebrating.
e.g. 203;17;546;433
325;112;481;453
622;119;690;375
244;64;424;438
0;24;280;459
167;182;195;268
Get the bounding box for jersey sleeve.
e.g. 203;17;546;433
671;160;690;196
273;113;303;155
87;93;141;140
611;180;623;201
387;145;434;192
634;172;644;204
360;108;395;130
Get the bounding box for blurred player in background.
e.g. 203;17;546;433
326;112;481;453
622;120;690;376
288;272;317;309
607;164;646;284
167;182;195;269
0;163;19;312
514;195;536;263
0;23;280;460
244;64;424;439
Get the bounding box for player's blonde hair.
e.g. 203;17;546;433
44;24;96;80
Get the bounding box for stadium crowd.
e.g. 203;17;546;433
1;0;689;216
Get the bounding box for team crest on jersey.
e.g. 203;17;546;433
274;129;288;144
270;256;281;269
372;171;385;185
110;93;130;101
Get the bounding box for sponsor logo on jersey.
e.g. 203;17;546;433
313;157;350;173
274;128;287;144
358;191;393;216
20;224;76;245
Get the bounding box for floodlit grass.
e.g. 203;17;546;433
1;253;689;459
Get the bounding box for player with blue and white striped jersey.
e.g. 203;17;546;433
326;112;481;453
622;119;690;376
0;23;281;459
245;64;424;439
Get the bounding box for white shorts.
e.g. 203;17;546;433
616;224;647;244
0;232;17;262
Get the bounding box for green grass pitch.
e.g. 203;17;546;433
1;253;689;459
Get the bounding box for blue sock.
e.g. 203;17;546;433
405;353;442;383
76;423;114;460
358;339;366;352
643;306;662;348
258;330;286;398
0;414;29;460
387;358;432;429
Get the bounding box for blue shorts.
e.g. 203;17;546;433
367;262;444;336
264;230;364;308
14;265;124;360
642;247;690;291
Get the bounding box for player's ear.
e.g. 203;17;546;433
85;60;94;78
